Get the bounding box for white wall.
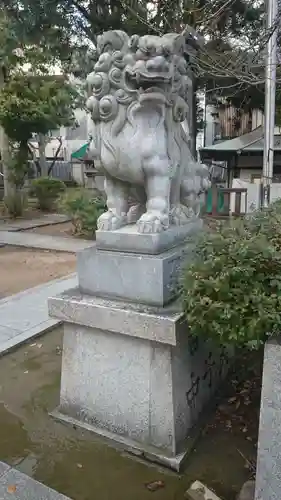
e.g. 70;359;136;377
45;136;66;159
231;178;281;213
231;179;260;212
270;184;281;203
30;107;90;161
72;163;85;185
239;168;262;183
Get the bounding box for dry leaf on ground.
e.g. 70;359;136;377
145;480;165;492
7;484;17;493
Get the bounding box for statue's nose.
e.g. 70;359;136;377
146;56;168;72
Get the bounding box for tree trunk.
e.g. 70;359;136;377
0;129;14;197
0;66;14;197
38;133;48;176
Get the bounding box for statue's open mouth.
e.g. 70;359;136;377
124;69;171;93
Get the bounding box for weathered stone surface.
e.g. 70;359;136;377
237;481;255;500
0;462;71;499
185;481;222;500
49;291;230;470
77;243;194;307
255;337;281;500
96;219;202;255
49;287;181;346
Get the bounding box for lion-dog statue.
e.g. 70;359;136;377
86;30;210;233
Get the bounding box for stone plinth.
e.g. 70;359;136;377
96;219;202;255
49;288;229;470
77;243;193;307
255;338;281;500
49;216;230;471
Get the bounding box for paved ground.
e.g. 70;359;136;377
0;274;77;356
0;231;95;252
0;462;72;499
0;214;70;232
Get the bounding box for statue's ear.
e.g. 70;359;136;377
129;35;139;51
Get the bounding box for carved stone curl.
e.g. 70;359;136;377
86;30;210;234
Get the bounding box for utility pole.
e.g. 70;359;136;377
262;0;278;207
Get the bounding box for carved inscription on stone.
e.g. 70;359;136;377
186;372;200;409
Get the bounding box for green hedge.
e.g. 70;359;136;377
59;188;106;237
30;177;66;211
181;201;281;350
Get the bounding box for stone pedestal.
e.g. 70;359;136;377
49;223;229;471
255;338;281;500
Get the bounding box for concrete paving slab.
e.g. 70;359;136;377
0;320;59;356
0;214;70;232
0;274;77;355
0;463;72;499
0;462;10;479
0;325;20;342
0;231;95;252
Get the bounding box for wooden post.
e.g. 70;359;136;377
212;185;218;216
235;192;242;214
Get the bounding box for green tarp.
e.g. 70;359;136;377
206;189;225;213
71;143;89;160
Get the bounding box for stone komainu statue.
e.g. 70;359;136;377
86;30;210;234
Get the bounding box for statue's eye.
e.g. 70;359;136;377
101;101;111;112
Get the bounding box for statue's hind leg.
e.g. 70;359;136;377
97;174;129;231
180;178;201;218
169;174;191;226
127;186;146;224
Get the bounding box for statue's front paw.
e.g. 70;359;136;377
97;211;127;231
137;212;169;234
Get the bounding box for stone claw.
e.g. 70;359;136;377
136;212;169;234
127;204;146;224
169;205;193;226
97;211;127;231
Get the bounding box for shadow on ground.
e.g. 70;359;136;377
0;327;261;500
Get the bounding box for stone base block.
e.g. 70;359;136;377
96;219;202;255
77;243;194;307
49;289;230;470
50;409;188;471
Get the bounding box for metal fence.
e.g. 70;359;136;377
28;161;73;182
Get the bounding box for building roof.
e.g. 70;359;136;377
200;126;281;161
